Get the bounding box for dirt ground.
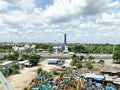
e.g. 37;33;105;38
0;60;61;90
93;59;120;71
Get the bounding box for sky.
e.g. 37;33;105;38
0;0;120;44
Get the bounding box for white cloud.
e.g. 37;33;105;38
26;30;34;33
58;33;63;36
0;0;9;10
43;0;115;24
43;0;88;23
107;0;120;8
6;28;19;33
3;0;35;12
75;34;81;37
96;13;114;25
0;0;120;43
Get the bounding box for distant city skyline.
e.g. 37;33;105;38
0;0;120;44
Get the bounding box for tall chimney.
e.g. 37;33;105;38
64;33;66;45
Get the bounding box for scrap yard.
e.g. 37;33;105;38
0;58;120;90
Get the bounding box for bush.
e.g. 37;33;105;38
37;67;43;74
1;65;19;76
79;56;84;62
70;58;77;66
88;56;95;61
11;63;19;69
1;52;19;60
22;55;30;60
1;67;13;76
75;62;82;68
12;68;19;74
85;62;93;70
46;72;52;77
52;70;59;75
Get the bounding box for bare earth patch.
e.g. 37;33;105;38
0;60;61;90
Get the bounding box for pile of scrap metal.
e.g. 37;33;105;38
58;80;86;90
23;72;120;90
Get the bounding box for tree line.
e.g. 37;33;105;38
68;44;114;54
0;43;117;54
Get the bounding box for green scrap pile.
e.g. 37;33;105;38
0;65;19;77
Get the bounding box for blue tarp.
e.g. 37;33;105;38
106;87;117;90
94;78;103;81
95;83;102;87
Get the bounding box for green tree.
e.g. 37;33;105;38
71;54;79;66
113;45;120;64
7;54;14;60
73;45;86;53
48;46;53;52
29;55;41;66
113;53;120;64
13;51;19;60
70;55;83;69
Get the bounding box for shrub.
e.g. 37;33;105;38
79;56;84;62
75;62;82;68
11;63;19;69
85;61;93;70
52;70;59;75
88;56;95;61
1;67;13;76
37;67;43;74
22;55;30;60
1;52;19;60
70;58;77;66
12;68;19;74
